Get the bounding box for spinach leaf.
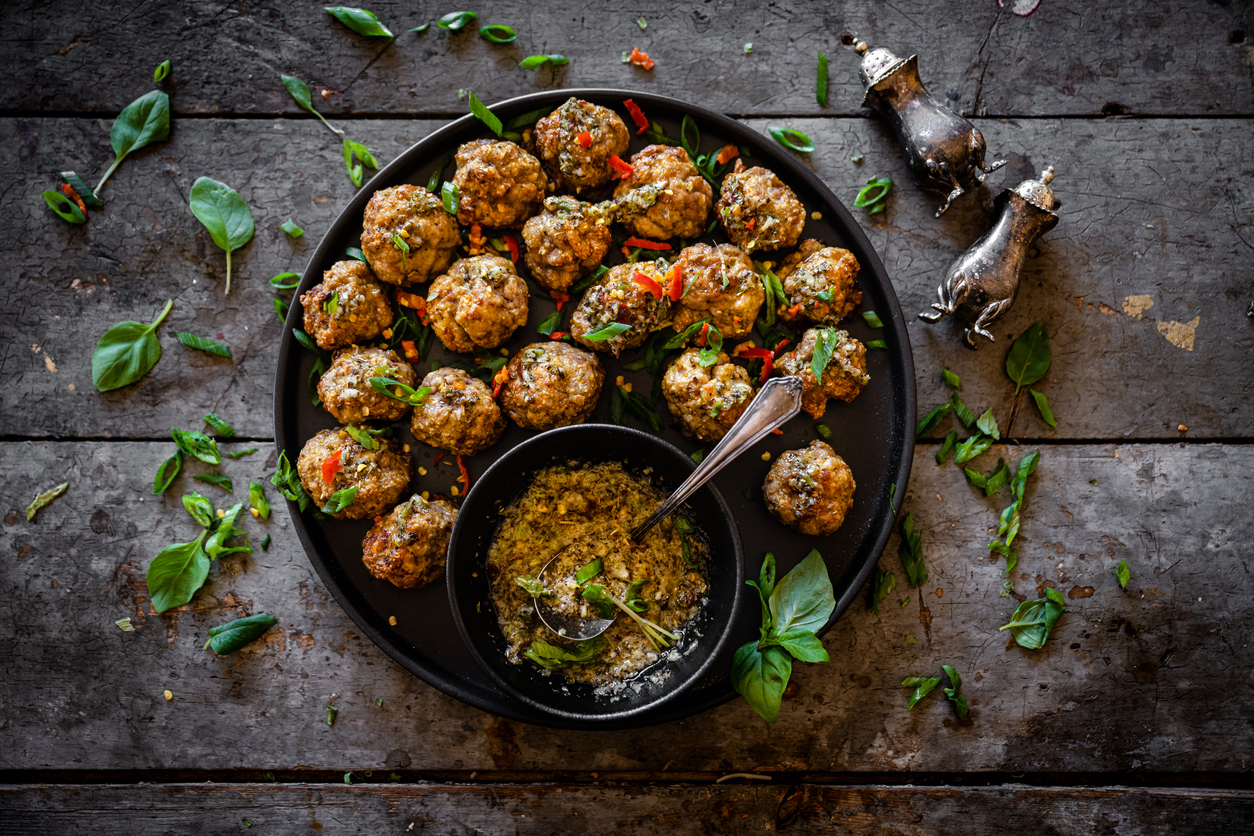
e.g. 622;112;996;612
189;177;255;295
205;613;278;655
26;482;68;521
325;6;394;36
154;452;182;494
915;402;952;438
976;408;1000;440
1116;559;1131;589
172;428;222;465
897;513;927;588
954;434;993;465
999;587;1066;649
1030;389;1057;427
769;550;835;636
942;368;962;390
92;299;173;391
178;332;232;358
97;90;171;192
580;584;617;619
249;482;271;520
1005;322;1051;393
902;675;941;710
147;531;210;613
43;190;86;224
182;492;215;528
575;557;603;584
205;503;250;559
935;430;958;465
281;74;343;136
194;473;234;493
321;486;358;514
869;564;896;615
524;636;608;669
467;90;503;138
942;664;969;720
343;138;379;187
732;643;792;722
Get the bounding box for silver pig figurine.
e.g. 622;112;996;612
920;168;1060;349
854;40;1005;216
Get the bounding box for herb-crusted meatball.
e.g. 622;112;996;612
361;493;459;589
662;348;756;443
452;139;547;229
360;184;460;286
317;345;416;425
716;161;806;253
774;327;869;419
763;440;856;536
427;254;529;353
300;260;393;351
570;262;670;357
410;367;506;456
776;242;862;324
672;243;765;339
500;342;605;431
521;196;613;291
612;145;713;240
534;97;631;192
296;427;412;520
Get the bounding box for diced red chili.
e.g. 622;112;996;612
503;232;520;263
548;331;568;340
456;455;471;492
715;144;739;165
468;222;485;255
321;449;343;483
628;48;655;70
395;290;428;324
744;217;756;232
773;338;792;356
623;236;670;251
623;99;649;135
61;183;87;214
401;339;419;361
576;131;593;148
608;154;633;179
632;271;664;297
434;452;446;468
787;302;804;317
770;428;784;435
491;365;509;398
738;347;774;383
666;265;684;301
551;290;571;311
698;322;711;346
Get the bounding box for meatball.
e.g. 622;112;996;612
300;260;393;351
500;342;605;431
410;367;506;456
427;254;529;353
360;184;460;286
534;97;631;192
777;243;862;325
361;493;458;589
570;262;670;357
716;161;806;253
763;440;856;536
774;327;869;419
672;243;765;339
520;196;613;291
612;145;713;240
296;427;412;520
662;348;756;443
317;345;416;425
452;139;547;228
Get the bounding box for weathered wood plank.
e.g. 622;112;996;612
2;0;1251;118
2;441;1250;773
4;117;1250;438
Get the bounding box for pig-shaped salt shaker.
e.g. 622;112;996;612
919;168;1060;349
854;40;1005;217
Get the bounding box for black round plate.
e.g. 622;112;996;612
273;89;916;730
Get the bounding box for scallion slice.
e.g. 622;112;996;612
767;126;815;154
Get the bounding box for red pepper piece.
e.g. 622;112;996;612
666;265;684;301
548;331;568;340
628;48;655;71
434;452;446;468
61;183;87;215
773;338;792;356
456;455;471;492
321;449;343;484
631;271;664;298
401;340;419;361
623;236;670;251
608;154;633;179
623;99;649;135
715;144;739;165
770;428;784;435
491;365;509;398
698;322;711;346
744;217;756;232
738;347;775;384
550;290;571;311
503;232;520;263
787;302;804;317
576;131;593;148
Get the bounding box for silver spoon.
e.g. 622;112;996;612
532;375;804;641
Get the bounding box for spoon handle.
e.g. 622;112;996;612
629;375;804;540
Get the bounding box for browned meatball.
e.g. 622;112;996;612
361;493;458;589
612;145;713;240
360;184;460;286
452;139;547;228
500;342;605;430
763;440;856;536
296;427;412;520
534;97;631;192
774;327;869;419
672;243;765;339
777;244;862;325
300;260;393;351
317;345;416;425
716;161;806;253
662;348;756;443
410;367;506;456
570;262;670;357
520;196;613;291
427;254;529;353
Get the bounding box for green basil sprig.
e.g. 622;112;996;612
281;74;343;136
26;482;68;521
325;6;393;37
189;177;254;295
1000;587;1066;649
205;613;278;655
97;89;171;192
92;299;173;392
178;333;232;358
205;503;251;560
43;190;85;224
270;272;301;290
942;665;969;719
854;176;893;215
986;451;1040;576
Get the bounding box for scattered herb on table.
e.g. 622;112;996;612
92;299;173;392
116;617;134;632
637;16;647;30
1000;587;1066;649
897;513;927;588
325;6;394;37
768;126;815;154
26;482;69;521
205;504;251;561
205;613;278;655
343;138;379;187
1030;389;1057;428
226;448;258;459
437;11;477;30
183;493;215;528
467;90;503;137
281;218;304;237
154;60;171;82
154;452;182;493
1116;559;1131;589
986;450;1040;575
281;74;343;136
942;369;962;390
61;171;103;207
173;428;222;464
271;272;300;290
194;473;234;493
97;89;171;192
189;177;255;295
954;434;993;465
862;311;883;328
935;430;958;465
854;176;893;215
43;190;86;224
249;482;271;520
146;532;211;613
410;23;430;34
950;394;976;429
976;408;1000;440
869;564;896;616
982;459;1010;497
902;675;941;710
942;664;969;719
1004;322;1051;436
327;705;339;726
479;24;517;43
816;51;828;106
518;54;569;70
177;333;232;358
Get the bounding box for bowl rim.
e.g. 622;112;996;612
446;422;745;724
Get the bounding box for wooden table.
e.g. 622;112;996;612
2;1;1252;831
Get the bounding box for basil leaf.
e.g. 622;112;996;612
173;428;222;464
325;6;394;37
758;552;776;600
178;332;232;358
189;177;255;296
479;24;517;43
975;408;1000;440
441;180;460;215
942;368;962;390
1005;322;1051;393
942;664;969;720
775;629;828;663
617;385;664;433
281;74;343;136
205;503;250;559
410;23;430;34
321;486;358;513
147;531;210;613
346;246;367;262
524;636;608;669
194;474;234;493
92;299;173;391
292;328;331;362
426;155;451;193
816;51;828;106
869;564;896;616
1030;389;1057;427
950;395;976;429
662;319;707;349
537;310;563;336
154;452;182;494
988;540;1018;577
1009;451;1040;504
915;402;952;437
154;59;171;82
60;171;103;207
97;90;170;192
609;383;626;426
26;482;69;521
249;482;271;520
1116;559;1131;589
437;10;477;30
935;430;958;465
575;557;603;585
954;435;993;465
731;642;792;723
205;613;278;655
580;584;617;619
467;90;503;138
861;310;883;329
984;460;1010;497
902;675;941;710
690;449;705;464
999;587;1066;649
898;513;927;588
809;328;839;382
227;448;258;459
281;218;304;238
182;492;215;528
581;322;632;342
271;450;316;514
43;190;86;224
769;550;835;636
767;126;815;154
269;273;300;293
963;467;988;490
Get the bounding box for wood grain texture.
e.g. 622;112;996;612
1;0;1251;118
3;116;1250;439
2;441;1249;773
2;784;1253;834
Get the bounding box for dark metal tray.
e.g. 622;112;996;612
273;89;915;729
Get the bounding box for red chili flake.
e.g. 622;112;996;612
698;322;711;346
770;428;784;435
623;99;649;134
623;236;670;251
456;456;471;492
608;154;633;179
434;453;447;468
551;290;571;311
576;131;593;148
744;217;756;232
321;449;343;484
628;48;655;71
491;365;510;398
401;339;419;361
631;271;664;298
61;183;87;214
787;302;804;317
665;265;684;301
715;144;739;165
773;338;792;356
548;331;568;340
503;232;520;263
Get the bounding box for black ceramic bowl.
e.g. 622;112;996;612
447;424;744;725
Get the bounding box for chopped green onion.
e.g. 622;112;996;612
942;369;962;390
116;617;135;632
441;181;460;215
467;90;503;137
865;339;887;350
637;16;647;30
437;10;477;30
854;176;893;214
280;218;303;238
410;23;430;34
177;333;232;358
816;51;828;106
479;24;517;43
767;126;815;154
270;272;300;290
862;311;883;328
60;171;103;206
743;43;753;54
154;60;171;82
227;448;258;459
427;155;451;193
815;422;832;441
203;413;236;437
274;298;290;321
42;190;86;224
518;54;568;70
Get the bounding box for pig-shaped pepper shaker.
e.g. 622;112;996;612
920;168;1060;349
854;40;1005;216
